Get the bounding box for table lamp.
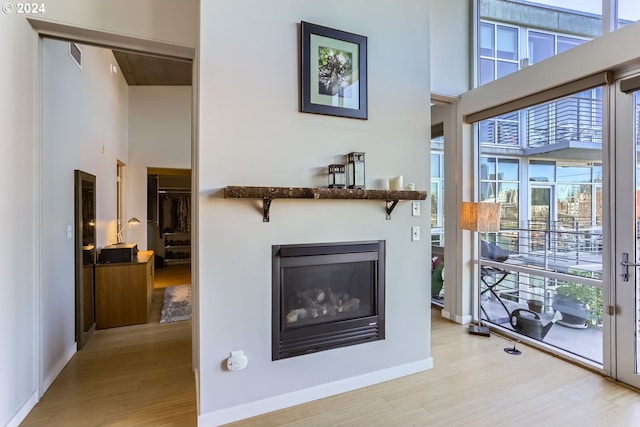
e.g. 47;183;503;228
116;217;141;243
460;201;501;337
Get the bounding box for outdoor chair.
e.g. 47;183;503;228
479;240;511;324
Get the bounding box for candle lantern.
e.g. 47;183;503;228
328;164;346;188
347;152;365;189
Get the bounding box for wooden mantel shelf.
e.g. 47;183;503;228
224;186;427;222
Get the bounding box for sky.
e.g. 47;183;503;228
525;0;640;20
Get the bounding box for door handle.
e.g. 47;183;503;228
620;252;640;281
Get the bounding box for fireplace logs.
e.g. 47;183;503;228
287;288;361;323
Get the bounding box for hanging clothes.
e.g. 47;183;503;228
159;192;191;235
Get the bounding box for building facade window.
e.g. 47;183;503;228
480;21;519;85
431;148;445;245
480;157;520;230
619;0;640;27
479;0;606;88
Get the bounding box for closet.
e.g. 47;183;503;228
147;168;191;267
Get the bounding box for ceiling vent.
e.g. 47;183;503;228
69;42;82;69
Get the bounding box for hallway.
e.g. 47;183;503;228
21;265;195;427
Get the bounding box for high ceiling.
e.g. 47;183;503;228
112;51;192;86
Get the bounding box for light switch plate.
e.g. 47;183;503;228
412;201;420;216
411;226;420;241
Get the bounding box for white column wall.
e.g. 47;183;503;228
198;1;431;425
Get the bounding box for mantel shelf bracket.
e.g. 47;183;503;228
385;200;399;220
263;198;272;222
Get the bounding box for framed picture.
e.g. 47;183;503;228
301;21;367;120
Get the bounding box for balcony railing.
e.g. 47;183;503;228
479;220;603;363
480;93;604;148
527;93;603;148
490;219;602;276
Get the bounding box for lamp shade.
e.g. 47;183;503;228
460;202;501;232
116;217;141;243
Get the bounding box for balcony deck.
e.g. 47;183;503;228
481;296;603;364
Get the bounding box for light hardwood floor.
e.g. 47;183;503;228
224;310;640;427
154;263;192;289
21;270;640;426
20;265;195;427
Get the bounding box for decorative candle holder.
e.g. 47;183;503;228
347;152;365;189
328;164;346;189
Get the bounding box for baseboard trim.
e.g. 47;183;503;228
6;391;38;427
43;341;76;393
440;310;471;325
194;367;200;417
456;314;472;325
198;358;433;427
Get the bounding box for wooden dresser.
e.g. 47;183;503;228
96;250;154;329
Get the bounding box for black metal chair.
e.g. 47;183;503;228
479;240;511;324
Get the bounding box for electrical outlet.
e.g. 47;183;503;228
411;226;420;241
412;201;420;216
226;350;248;371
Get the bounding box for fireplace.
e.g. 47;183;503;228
272;240;385;360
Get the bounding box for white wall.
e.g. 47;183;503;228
35;0;197;48
128;86;192;249
198;1;431;425
430;0;472;97
0;13;38;427
0;2;196;425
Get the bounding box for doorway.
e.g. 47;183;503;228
613;73;640;388
36;22;197;406
530;185;553;252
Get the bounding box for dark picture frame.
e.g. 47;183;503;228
301;21;368;120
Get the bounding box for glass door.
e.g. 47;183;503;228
530;186;553;252
614;79;640;388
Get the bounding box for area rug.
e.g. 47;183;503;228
160;284;192;324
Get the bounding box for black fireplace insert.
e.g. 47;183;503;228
272;240;385;360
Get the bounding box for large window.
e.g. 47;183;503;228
477;1;640;87
475;85;605;364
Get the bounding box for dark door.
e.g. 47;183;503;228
75;170;97;349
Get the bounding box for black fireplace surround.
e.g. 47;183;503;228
272;240;385;360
